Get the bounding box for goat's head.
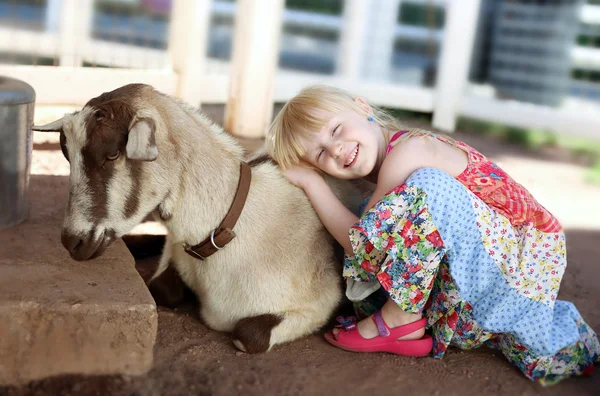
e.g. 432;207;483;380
33;84;168;261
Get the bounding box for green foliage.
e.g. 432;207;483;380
0;52;55;66
572;68;600;82
384;108;432;124
398;2;445;28
456;117;600;170
220;0;344;15
285;0;343;15
585;162;600;186
0;0;46;5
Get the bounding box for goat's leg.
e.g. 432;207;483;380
232;314;283;353
147;262;193;308
146;235;193;308
148;234;172;283
232;308;331;354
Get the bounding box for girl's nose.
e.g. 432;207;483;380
329;141;343;158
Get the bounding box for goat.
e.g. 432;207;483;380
33;84;369;353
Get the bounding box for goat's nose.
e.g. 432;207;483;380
61;230;82;253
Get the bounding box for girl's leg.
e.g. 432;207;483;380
339;168;461;343
486;301;599;385
340;167;599;382
334;298;424;340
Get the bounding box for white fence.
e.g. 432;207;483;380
0;0;599;139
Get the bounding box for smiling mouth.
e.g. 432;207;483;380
344;146;358;167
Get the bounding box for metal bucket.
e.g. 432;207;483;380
0;76;36;228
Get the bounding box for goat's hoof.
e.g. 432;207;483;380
232;313;283;354
232;339;248;353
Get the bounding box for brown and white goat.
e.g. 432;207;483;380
33;84;367;353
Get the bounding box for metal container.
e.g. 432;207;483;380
0;76;36;228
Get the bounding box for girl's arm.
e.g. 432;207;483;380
283;166;357;253
362;137;434;213
282;137;436;253
303;177;358;254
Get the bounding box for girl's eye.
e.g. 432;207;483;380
332;124;340;135
317;150;324;161
107;151;120;161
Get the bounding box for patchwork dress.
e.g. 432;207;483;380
343;131;599;385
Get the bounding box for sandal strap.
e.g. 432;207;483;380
372;311;427;339
373;311;391;337
336;315;357;331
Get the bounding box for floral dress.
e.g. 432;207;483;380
343;131;599;385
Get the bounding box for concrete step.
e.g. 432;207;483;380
0;172;157;385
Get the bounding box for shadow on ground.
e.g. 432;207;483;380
3;227;597;396
2;109;598;395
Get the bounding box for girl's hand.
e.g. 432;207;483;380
282;164;321;190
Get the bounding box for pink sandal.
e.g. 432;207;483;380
324;311;432;356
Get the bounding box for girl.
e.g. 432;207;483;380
266;85;599;385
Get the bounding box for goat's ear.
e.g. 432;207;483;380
32;117;65;133
126;118;158;161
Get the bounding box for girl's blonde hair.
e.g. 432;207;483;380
266;85;436;169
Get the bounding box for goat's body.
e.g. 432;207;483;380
148;92;360;350
158;161;342;340
33;84;367;352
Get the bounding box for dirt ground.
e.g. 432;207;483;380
2;107;599;396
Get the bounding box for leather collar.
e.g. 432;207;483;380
183;162;252;260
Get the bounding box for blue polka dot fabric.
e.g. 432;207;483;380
345;167;599;384
405;168;581;356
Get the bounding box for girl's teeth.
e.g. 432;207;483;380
346;147;358;166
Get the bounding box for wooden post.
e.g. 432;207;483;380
168;0;212;108
361;0;401;82
225;0;285;138
337;0;370;80
56;0;93;67
432;0;481;132
45;0;61;33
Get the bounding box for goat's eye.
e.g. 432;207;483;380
95;112;104;121
107;151;120;161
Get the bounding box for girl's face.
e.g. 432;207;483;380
299;101;388;180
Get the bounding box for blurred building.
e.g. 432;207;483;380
3;0;598;102
491;0;583;106
472;0;600;105
0;0;599;137
470;0;585;107
571;0;600;101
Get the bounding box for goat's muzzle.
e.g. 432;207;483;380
61;228;115;261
